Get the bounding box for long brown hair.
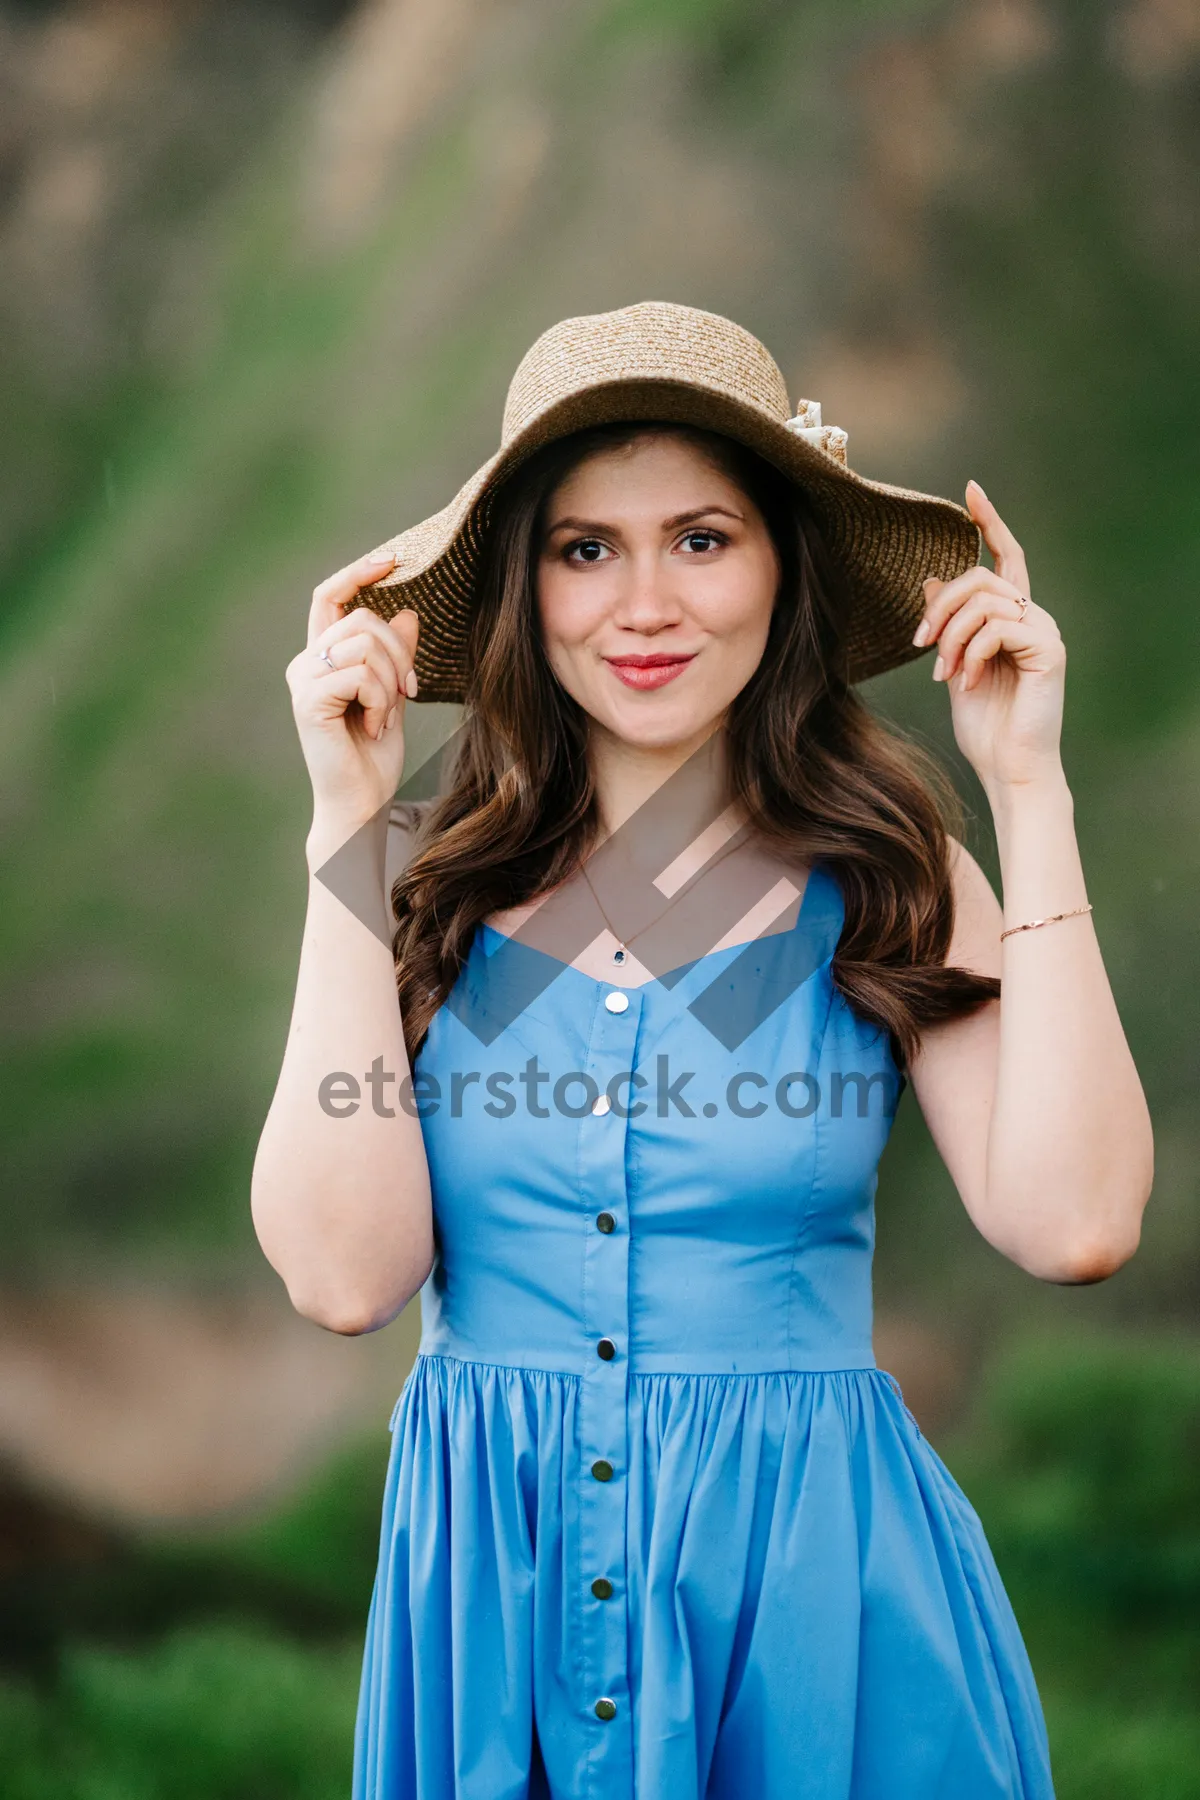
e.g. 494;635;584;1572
390;421;999;1072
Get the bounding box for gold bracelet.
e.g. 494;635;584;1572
999;903;1093;941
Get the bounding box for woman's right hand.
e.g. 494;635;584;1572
285;548;420;835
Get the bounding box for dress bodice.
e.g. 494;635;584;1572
412;862;906;1375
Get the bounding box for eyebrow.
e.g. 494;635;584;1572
544;504;746;537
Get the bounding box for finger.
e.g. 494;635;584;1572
956;621;1012;693
932;593;1028;681
314;609;418;708
966;482;1031;596
317;605;420;698
952;613;1060;692
916;568;1023;645
305;636;399;738
309;660;394;738
308;548;398;644
313;623;403;692
387;608;421;697
346;643;400;738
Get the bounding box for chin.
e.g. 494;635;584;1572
591;690;730;751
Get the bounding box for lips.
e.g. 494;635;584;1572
604;654;697;691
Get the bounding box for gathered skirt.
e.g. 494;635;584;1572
351;1352;1054;1799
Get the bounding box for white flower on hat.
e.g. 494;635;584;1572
784;399;849;467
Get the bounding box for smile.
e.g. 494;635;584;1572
604;654;697;690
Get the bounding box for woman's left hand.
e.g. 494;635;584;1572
914;481;1066;794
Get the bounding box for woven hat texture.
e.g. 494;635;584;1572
356;301;981;701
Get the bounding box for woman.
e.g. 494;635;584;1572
252;303;1153;1799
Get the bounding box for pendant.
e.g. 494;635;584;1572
613;947;627;964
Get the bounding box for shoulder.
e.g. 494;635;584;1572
943;834;1003;979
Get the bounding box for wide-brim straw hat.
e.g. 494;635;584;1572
357;301;982;700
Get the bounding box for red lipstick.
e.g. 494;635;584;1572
604;653;697;691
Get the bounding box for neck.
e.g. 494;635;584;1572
587;719;744;861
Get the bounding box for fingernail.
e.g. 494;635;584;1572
968;480;988;501
932;655;946;681
385;705;396;731
405;668;419;699
368;548;397;565
912;619;930;647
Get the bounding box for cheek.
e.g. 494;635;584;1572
536;563;600;652
698;548;778;641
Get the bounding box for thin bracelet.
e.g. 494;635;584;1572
999;903;1093;941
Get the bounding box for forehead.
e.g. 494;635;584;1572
545;431;747;517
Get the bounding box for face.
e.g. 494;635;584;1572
535;432;780;753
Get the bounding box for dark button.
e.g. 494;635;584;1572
595;1697;617;1721
590;1458;613;1481
591;1576;614;1600
596;1211;616;1234
597;1337;617;1360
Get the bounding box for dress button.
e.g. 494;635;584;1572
591;1458;614;1481
595;1210;616;1233
596;1337;617;1360
591;1576;614;1599
592;1092;611;1115
604;990;629;1014
595;1697;618;1721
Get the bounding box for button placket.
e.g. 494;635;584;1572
575;983;640;1789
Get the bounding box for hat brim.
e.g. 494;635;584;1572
357;376;982;701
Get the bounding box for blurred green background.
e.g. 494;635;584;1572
0;0;1197;1794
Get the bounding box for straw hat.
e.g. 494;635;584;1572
356;301;982;700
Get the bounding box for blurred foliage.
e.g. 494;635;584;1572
149;1429;390;1622
949;1331;1200;1624
0;1430;390;1793
2;1433;389;1678
0;1622;361;1800
941;1330;1200;1798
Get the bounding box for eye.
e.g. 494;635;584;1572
677;529;726;555
564;537;615;565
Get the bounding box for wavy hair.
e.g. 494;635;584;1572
390;421;999;1072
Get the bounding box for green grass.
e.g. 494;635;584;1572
0;1622;362;1800
1043;1693;1200;1800
939;1330;1200;1797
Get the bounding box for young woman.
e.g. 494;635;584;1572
252;303;1153;1799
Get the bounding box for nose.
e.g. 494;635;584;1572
611;546;684;634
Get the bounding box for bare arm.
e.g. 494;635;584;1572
250;551;434;1335
905;481;1153;1285
908;818;1152;1283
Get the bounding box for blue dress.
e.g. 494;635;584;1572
352;861;1055;1798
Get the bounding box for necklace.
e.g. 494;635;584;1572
578;830;748;967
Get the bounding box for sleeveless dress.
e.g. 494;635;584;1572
351;861;1056;1799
